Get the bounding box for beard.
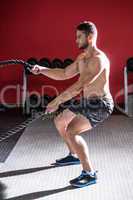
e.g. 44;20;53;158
79;42;89;49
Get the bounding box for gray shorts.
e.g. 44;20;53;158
57;96;114;128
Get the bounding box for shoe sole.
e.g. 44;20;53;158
70;180;97;188
55;161;80;166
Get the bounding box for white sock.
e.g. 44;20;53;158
85;170;95;176
69;152;77;158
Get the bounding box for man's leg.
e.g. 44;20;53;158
66;114;94;171
54;108;94;170
54;109;76;154
64;114;97;187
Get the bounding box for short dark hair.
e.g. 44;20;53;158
76;21;97;37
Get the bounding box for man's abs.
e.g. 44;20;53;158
83;75;112;99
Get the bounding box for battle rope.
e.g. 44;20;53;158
0;59;56;142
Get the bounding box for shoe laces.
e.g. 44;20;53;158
77;171;87;180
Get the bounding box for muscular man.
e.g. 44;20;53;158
31;21;114;188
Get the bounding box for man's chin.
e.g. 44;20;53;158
78;44;88;50
78;45;83;49
79;46;86;50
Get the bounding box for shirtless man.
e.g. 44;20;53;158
31;21;114;188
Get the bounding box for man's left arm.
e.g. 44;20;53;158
57;57;104;104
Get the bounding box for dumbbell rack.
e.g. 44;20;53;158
22;68;54;115
22;68;29;114
124;59;133;117
124;66;128;113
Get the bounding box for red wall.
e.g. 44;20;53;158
0;0;133;104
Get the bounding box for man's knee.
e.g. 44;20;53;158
54;117;67;137
66;127;77;140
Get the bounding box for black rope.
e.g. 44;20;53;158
0;59;60;142
0;59;33;142
0;59;33;71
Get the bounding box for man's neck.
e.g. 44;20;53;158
84;44;98;57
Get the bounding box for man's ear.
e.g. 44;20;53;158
87;33;93;43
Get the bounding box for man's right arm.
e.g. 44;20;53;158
31;59;79;80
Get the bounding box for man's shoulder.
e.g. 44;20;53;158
76;53;86;61
95;50;109;61
93;51;110;66
88;53;110;72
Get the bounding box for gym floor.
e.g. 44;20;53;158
0;108;133;200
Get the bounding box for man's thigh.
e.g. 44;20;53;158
66;114;93;135
54;109;77;131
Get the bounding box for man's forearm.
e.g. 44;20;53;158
38;65;66;80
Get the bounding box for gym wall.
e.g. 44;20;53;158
0;0;133;104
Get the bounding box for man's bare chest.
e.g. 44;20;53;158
78;57;90;75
